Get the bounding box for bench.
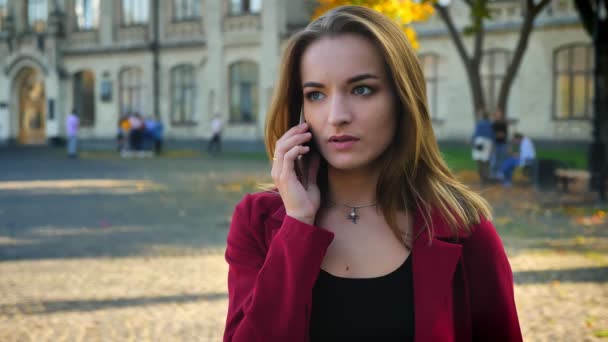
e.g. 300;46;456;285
555;169;591;193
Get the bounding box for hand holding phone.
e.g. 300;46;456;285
270;112;321;225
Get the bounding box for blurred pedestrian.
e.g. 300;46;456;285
491;109;508;179
145;115;164;155
501;132;536;187
129;112;145;153
117;114;131;152
208;113;223;155
65;109;80;159
471;109;494;185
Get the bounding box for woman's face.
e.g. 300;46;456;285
300;34;397;172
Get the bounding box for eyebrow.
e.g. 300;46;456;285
302;73;380;89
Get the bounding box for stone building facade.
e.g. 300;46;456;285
0;0;592;145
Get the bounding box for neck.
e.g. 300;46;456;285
325;164;380;207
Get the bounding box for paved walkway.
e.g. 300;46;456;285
0;149;606;341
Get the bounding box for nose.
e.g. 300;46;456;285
327;94;352;127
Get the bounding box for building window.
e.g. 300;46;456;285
481;49;511;113
229;61;259;123
75;0;99;30
0;0;7;32
73;70;96;126
230;0;261;15
173;0;200;21
28;0;48;33
418;53;440;119
553;43;594;120
171;65;197;125
119;67;143;115
122;0;149;26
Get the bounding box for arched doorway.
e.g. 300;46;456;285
15;67;46;144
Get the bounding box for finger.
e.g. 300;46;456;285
274;131;312;159
275;123;308;151
280;145;310;181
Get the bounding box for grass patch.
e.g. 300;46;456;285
441;147;476;172
439;147;587;172
536;149;586;169
78;146;586;170
214;151;268;161
594;329;608;338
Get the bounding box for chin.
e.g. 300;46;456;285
324;154;373;172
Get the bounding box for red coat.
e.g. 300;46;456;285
223;192;522;341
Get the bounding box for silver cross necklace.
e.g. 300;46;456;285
328;201;378;224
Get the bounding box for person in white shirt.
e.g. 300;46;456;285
65;109;80;158
208;113;223;155
501;132;536;187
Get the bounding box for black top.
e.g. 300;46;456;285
492;121;508;144
309;256;414;341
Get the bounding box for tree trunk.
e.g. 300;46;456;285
468;64;486;121
597;28;608;144
435;3;487;121
497;0;550;116
496;12;534;115
592;23;608;199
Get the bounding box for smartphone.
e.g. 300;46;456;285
297;109;316;187
299;110;317;152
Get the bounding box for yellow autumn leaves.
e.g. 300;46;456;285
313;0;436;49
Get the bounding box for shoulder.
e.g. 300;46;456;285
461;219;510;266
425;211;508;266
425;209;504;251
234;191;283;218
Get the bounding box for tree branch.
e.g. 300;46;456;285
497;0;551;112
573;0;596;35
472;16;484;65
434;4;471;66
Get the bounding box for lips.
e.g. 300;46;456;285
328;135;359;150
329;135;359;143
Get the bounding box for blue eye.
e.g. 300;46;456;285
306;91;325;101
353;86;373;96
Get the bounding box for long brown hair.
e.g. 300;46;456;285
264;5;491;243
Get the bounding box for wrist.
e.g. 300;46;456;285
286;212;316;226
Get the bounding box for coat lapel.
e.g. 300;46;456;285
412;210;463;341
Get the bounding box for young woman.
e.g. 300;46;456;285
223;6;521;341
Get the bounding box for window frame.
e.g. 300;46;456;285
229;61;259;124
119;67;144;116
172;0;201;22
121;0;149;27
228;0;261;16
481;48;512;114
73;70;96;127
0;0;7;33
552;43;594;121
170;64;198;126
74;0;100;31
27;0;48;33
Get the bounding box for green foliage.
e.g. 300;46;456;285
463;0;492;36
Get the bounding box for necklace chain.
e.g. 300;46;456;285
327;201;377;209
326;201;377;224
